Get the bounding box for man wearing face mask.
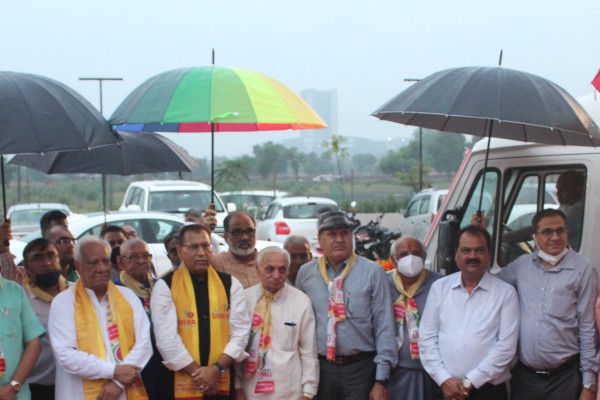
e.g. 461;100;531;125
22;238;70;399
497;209;598;400
387;237;442;400
213;211;259;288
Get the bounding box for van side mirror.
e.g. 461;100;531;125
126;204;142;212
436;210;460;275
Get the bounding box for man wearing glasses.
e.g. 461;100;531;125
115;238;164;400
45;225;78;282
213;211;260;288
151;224;251;400
497;209;598;400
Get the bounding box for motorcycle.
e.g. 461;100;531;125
346;201;361;229
354;213;402;261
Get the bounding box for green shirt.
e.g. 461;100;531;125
0;278;46;399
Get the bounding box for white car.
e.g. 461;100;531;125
399;188;449;241
255;196;339;249
119;180;233;234
7;203;84;239
219;190;288;218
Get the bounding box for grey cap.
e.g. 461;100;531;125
318;210;354;233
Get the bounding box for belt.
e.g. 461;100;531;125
519;354;579;378
318;351;376;366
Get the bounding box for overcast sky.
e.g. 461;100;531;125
2;0;599;158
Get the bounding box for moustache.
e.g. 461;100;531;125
466;258;480;265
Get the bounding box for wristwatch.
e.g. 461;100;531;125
213;361;226;374
463;378;472;390
10;380;22;392
375;379;389;388
584;383;597;393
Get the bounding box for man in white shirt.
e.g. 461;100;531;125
151;224;251;400
236;246;318;400
49;236;152;400
419;226;519;400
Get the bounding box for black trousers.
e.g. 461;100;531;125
468;382;507;400
30;383;55;400
510;360;582;400
317;356;376;400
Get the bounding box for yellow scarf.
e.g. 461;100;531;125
318;253;356;360
24;275;68;303
119;271;153;314
74;280;148;400
244;288;275;393
171;263;230;399
393;269;426;359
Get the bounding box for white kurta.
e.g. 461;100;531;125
150;275;251;370
48;285;152;400
238;284;319;399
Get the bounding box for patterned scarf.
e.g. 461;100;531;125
74;280;148;399
393;269;427;359
318;253;357;361
245;288;275;393
171;263;230;399
119;271;154;314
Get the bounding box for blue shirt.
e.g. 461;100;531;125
296;255;397;380
0;278;46;399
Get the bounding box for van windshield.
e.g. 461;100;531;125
148;191;224;213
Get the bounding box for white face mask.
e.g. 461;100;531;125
532;236;569;266
396;254;424;277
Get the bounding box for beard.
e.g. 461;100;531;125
227;239;255;257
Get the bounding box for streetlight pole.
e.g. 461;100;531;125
404;78;423;191
78;77;123;211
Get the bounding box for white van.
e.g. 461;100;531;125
423;138;598;275
119;180;231;233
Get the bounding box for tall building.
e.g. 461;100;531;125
300;88;338;153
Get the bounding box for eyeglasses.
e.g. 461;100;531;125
228;228;256;239
181;242;212;253
121;253;152;262
536;227;567;239
27;252;58;263
55;237;76;245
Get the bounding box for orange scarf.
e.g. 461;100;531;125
245;288;275;393
74;280;148;399
171;263;230;399
393;269;426;359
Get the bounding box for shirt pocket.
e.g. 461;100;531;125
279;321;300;352
546;288;577;320
345;290;371;320
0;306;21;339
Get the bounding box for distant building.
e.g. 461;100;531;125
300;88;338;153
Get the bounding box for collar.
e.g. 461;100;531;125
451;271;492;292
532;248;576;271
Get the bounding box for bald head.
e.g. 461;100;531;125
390;236;426;261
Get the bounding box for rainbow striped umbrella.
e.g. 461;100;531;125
109;66;326;132
109;66;326;199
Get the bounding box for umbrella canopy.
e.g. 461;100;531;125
9;131;197;176
109;66;327;202
109;66;326;132
372;66;600;147
0;71;119;154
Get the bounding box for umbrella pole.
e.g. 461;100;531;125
211;123;215;204
102;174;107;221
1;155;6;221
477;120;494;216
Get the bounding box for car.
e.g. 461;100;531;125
398;188;449;241
10;211;281;277
118;180;233;234
11;211;185;276
255;196;339;250
219;190;288;218
6;203;83;239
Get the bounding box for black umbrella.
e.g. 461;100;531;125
10;131;198;211
0;71;120;217
372;66;600;147
372;66;600;213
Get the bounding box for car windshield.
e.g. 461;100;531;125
10;209;55;226
148;191;224;213
283;203;339;219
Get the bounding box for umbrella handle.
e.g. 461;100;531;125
208;202;216;231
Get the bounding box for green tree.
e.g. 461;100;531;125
215;158;250;187
302;152;333;176
287;147;305;181
352;153;377;175
252;141;288;182
322;134;349;177
424;131;466;179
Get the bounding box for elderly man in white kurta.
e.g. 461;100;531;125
237;246;318;400
49;236;152;400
